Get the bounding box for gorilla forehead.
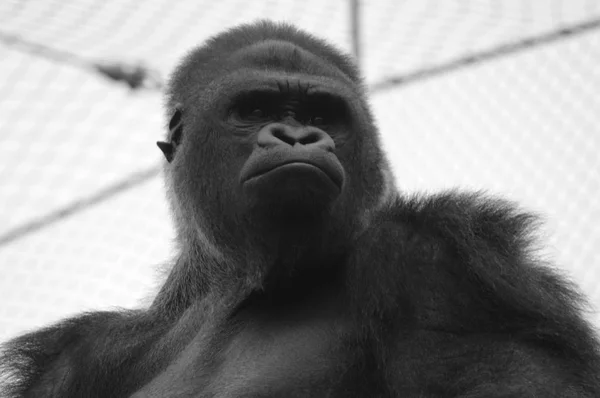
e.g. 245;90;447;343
167;21;362;108
230;40;355;83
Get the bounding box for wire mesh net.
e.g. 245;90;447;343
1;0;599;341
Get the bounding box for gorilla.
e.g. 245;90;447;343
2;21;600;398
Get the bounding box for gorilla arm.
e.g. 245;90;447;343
347;191;600;397
0;312;137;397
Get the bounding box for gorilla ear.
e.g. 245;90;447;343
157;104;184;163
169;105;184;146
157;141;175;162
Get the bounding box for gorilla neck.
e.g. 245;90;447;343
180;216;346;304
253;211;348;261
243;215;345;278
153;208;356;316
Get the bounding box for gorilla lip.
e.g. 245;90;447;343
244;160;343;190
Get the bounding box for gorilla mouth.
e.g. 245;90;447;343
244;160;344;191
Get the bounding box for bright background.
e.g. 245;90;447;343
1;0;599;342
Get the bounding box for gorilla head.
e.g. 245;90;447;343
158;21;395;290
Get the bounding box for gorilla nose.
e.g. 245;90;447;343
257;123;335;152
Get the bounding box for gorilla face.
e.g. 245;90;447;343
234;81;349;216
188;77;354;221
160;33;393;256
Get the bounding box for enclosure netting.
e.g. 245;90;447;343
1;0;599;340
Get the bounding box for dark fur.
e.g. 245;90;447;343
2;21;599;397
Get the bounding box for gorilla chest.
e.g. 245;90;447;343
208;314;348;397
131;303;350;398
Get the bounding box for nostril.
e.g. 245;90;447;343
271;127;296;146
262;124;334;149
299;132;321;145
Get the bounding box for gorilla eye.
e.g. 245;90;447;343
311;116;326;126
233;104;271;124
233;98;274;122
306;93;348;127
250;108;266;119
232;92;277;123
239;106;271;122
